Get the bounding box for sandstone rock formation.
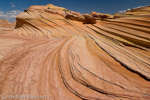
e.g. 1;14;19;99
0;19;15;34
114;5;150;18
90;11;114;20
125;5;150;15
0;4;150;100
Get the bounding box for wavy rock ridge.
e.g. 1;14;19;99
114;5;150;18
0;4;150;100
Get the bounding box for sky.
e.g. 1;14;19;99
0;0;150;22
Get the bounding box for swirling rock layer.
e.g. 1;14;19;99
0;4;150;100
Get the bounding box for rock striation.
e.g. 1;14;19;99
0;4;150;100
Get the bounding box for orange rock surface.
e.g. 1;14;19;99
0;4;150;100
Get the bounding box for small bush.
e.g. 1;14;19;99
24;9;27;12
47;7;50;9
65;9;70;11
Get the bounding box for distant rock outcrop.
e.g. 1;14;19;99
0;19;15;33
0;4;150;100
114;5;150;18
126;5;150;15
17;4;114;25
